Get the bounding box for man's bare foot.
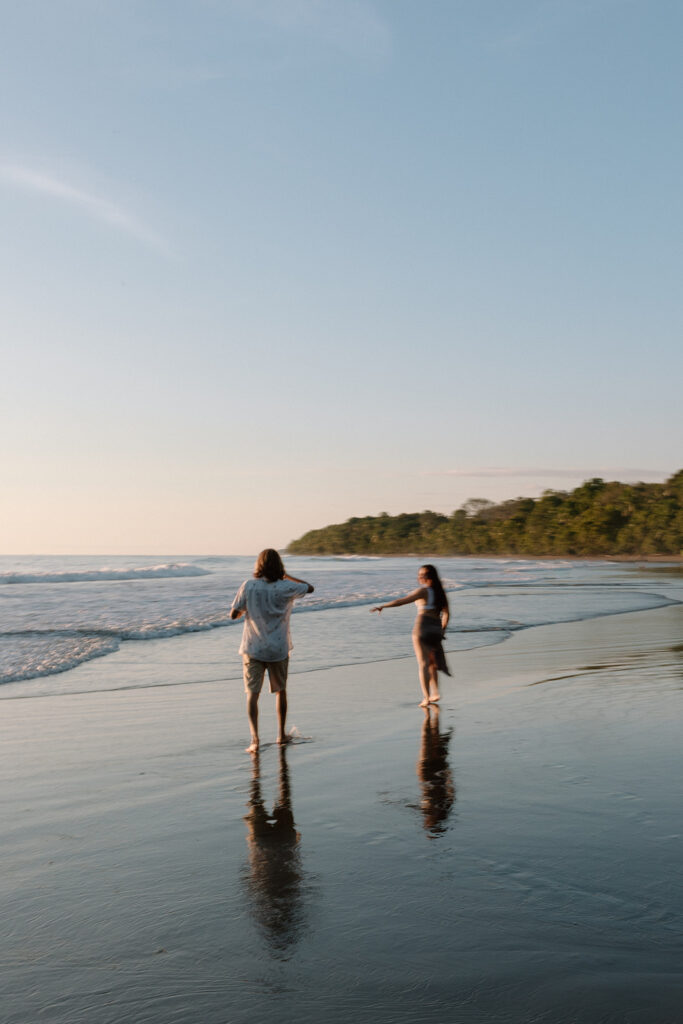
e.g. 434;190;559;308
419;698;430;707
429;694;441;703
246;740;259;754
277;734;292;746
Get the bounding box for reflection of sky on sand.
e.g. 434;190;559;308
242;748;310;958
526;640;683;700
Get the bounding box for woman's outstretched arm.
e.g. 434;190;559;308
371;588;426;613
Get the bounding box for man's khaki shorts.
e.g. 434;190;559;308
242;655;289;695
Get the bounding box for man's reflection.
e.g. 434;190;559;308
243;747;307;956
417;706;455;837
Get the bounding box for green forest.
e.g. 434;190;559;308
287;471;683;557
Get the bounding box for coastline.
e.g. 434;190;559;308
286;549;683;562
2;604;682;1022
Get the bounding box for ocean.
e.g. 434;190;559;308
2;554;681;699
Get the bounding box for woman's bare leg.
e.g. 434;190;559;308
412;636;432;705
428;652;440;702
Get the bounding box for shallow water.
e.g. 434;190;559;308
1;554;681;693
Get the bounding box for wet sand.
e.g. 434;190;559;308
1;606;682;1023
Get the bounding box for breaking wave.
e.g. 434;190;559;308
0;563;212;585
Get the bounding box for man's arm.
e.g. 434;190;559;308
284;572;314;594
230;582;247;619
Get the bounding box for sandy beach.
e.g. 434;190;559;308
2;605;682;1023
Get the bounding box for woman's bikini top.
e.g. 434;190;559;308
417;586;437;614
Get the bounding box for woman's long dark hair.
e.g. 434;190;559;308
421;564;448;614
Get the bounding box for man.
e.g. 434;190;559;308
230;549;314;753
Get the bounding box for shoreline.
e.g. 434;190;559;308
3;581;680;699
5;551;683;563
4;555;682;699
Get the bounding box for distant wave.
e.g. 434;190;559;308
0;563;212;585
463;560;574;572
306;555;382;562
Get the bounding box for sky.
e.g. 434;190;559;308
2;0;682;555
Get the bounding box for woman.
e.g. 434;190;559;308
371;564;450;706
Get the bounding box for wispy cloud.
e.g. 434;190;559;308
427;467;668;481
227;0;392;62
0;163;171;256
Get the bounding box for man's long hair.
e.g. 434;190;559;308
254;549;286;583
421;564;449;614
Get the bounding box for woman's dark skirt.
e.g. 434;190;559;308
413;612;451;676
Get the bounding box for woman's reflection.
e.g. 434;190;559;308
243;746;307;956
417;705;455;837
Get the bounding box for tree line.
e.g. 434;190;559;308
287;471;683;557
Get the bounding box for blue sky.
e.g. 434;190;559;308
2;0;681;554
